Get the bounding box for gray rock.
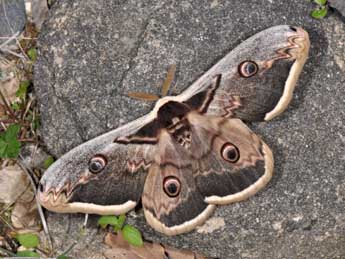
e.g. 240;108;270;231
34;0;345;258
329;0;345;17
0;0;26;44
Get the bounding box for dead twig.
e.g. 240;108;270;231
0;88;16;119
0;246;16;257
17;156;54;255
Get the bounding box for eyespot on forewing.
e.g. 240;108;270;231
89;155;107;174
238;60;259;78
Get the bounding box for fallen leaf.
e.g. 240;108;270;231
0;60;19;111
0;163;40;230
0;164;29;204
104;233;210;259
11;190;39;230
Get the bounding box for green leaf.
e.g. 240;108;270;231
5;139;21;158
57;254;68;259
3;124;20;142
15;233;40;248
44;156;55;169
115;214;126;231
0;124;21;158
311;6;327;18
11;102;20;111
98;215;119;229
16;80;31;99
27;48;38;62
122;225;143;247
0;139;7;156
314;0;327;6
16;250;40;257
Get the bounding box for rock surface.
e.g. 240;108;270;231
0;0;26;43
34;0;345;258
329;0;345;17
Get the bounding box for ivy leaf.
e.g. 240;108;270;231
122;225;143;247
98;215;119;229
115;214;126;231
57;254;68;259
0;124;21;158
311;6;327;18
15;233;40;248
16;250;40;257
44;156;55;169
27;48;38;62
16;80;30;99
314;0;327;6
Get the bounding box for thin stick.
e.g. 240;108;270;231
83;213;89;228
0;246;16;257
0;31;20;49
0;214;15;231
17;157;54;254
22;96;35;120
0;88;16;119
0;36;37;40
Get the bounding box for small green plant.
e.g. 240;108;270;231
15;233;40;257
14;232;70;258
0;124;21;158
98;215;143;247
16;80;30;99
44;155;55;169
311;0;328;19
27;48;38;62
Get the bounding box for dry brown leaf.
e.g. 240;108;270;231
0;164;29;204
11;185;39;230
0;60;20;108
104;233;209;259
0;163;40;230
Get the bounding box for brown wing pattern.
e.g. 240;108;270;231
141;112;273;235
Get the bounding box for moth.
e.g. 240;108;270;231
38;25;310;236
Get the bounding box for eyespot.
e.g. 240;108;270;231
221;143;240;163
89;155;107;174
163;176;181;197
238;61;258;78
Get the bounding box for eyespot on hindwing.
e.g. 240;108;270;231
221;143;240;163
163;176;181;197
